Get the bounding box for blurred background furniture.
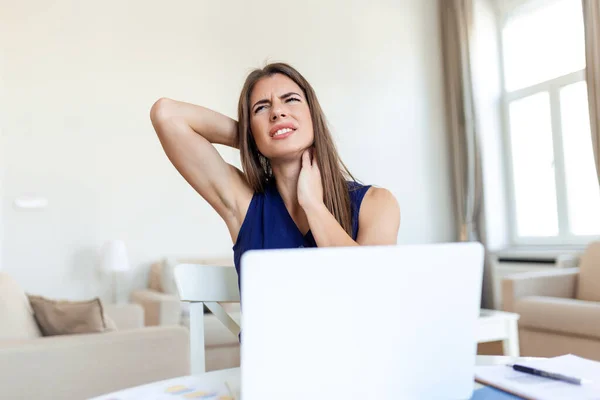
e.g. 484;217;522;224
0;272;190;400
131;256;241;371
477;309;520;357
174;263;241;374
99;239;131;304
129;257;184;326
490;252;578;310
502;241;600;361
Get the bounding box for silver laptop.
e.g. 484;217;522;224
239;243;484;400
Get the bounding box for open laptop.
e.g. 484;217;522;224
239;242;484;400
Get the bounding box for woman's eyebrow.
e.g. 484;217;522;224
280;92;301;100
252;92;302;110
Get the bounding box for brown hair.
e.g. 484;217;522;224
237;63;356;236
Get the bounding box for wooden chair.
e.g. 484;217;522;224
173;263;241;374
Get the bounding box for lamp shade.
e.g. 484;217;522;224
100;240;130;272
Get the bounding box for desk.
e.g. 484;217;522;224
91;356;535;399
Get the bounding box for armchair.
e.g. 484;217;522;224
502;242;600;360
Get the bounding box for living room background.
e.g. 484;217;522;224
0;0;455;299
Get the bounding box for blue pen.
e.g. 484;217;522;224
509;364;586;385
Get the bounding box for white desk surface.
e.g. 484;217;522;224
90;355;538;399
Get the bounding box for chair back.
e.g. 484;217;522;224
174;264;240;303
173;263;240;374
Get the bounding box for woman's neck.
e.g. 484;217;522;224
271;157;305;221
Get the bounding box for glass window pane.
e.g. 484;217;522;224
560;81;600;235
509;92;559;237
502;0;585;91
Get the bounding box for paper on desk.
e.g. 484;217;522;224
91;375;237;400
475;354;600;400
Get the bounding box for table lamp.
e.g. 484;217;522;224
100;239;130;303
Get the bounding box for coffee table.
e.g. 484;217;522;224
478;309;520;357
90;356;534;399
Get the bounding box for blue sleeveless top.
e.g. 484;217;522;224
232;180;372;288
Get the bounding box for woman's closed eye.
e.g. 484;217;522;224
254;97;300;114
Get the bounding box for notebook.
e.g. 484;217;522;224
474;354;600;400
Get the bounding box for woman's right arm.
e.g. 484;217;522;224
150;98;252;236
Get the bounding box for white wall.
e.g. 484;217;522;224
0;43;5;271
0;0;454;299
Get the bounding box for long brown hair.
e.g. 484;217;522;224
237;63;356;236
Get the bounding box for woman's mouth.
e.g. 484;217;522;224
272;127;295;140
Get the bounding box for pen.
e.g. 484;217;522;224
509;364;586;385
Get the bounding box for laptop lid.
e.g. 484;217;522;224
240;242;484;400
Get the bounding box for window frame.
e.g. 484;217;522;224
496;0;596;246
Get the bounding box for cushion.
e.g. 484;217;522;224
147;261;164;293
27;295;115;336
0;273;42;340
576;241;600;302
515;296;600;340
160;257;180;296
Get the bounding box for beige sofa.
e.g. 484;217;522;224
502;242;600;361
0;272;190;400
131;256;241;371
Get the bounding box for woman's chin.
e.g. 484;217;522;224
268;148;307;163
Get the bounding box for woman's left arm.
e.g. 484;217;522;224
304;187;401;247
354;188;401;245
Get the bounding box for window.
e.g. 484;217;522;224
499;0;600;245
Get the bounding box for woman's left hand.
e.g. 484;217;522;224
298;148;324;212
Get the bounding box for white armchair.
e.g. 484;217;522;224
502;242;600;360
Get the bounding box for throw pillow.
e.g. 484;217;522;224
27;295;114;336
148;261;164;293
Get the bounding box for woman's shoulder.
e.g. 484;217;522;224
346;180;398;211
346;179;370;191
345;180;372;210
359;185;400;220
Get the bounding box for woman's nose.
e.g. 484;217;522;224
270;106;287;121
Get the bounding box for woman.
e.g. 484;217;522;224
150;63;400;285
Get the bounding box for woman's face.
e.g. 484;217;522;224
249;73;314;161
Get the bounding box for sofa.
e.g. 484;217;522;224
502;241;600;361
0;272;190;400
130;256;241;371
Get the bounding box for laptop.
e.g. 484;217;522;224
239;242;484;400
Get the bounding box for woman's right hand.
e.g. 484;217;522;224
150;98;253;242
297;148;324;212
